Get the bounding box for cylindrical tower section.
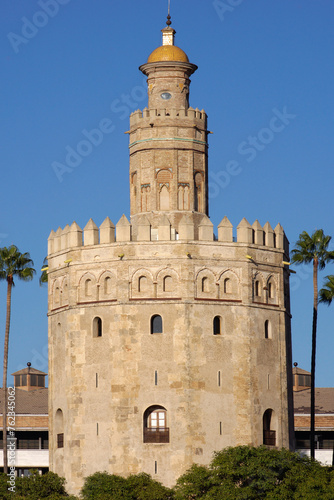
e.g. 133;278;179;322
129;24;209;229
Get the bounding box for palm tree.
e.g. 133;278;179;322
291;230;334;460
0;246;35;473
319;275;334;466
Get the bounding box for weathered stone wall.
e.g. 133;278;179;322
48;223;293;494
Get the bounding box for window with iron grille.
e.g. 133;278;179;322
143;406;169;443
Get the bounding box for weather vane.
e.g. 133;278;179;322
166;0;172;26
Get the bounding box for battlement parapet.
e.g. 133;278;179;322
48;215;289;256
130;106;207;128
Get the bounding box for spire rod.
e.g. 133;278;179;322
166;0;172;26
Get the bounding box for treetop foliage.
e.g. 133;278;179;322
174;446;334;500
0;447;333;499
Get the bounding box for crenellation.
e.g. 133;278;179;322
237;218;253;244
129;107;207;128
61;225;70;251
157;214;171;241
274;223;284;250
100;217;115;244
187;107;196;118
54;227;62;253
69;221;83;249
48;229;56;255
263;222;275;248
84;219;99;246
198;215;213;241
252;220;264;246
47;217;288;255
136;215;151;242
218;217;233;242
116;214;131;242
178;214;195;240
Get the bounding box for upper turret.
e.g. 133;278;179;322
139;15;197;110
128;13;208;226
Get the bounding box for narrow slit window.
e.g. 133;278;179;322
265;320;271;339
218;370;221;387
155;371;158;386
213;316;222;335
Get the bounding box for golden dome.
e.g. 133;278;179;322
148;45;189;63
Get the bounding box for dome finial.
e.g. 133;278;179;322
166;0;172;26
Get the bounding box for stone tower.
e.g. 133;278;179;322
47;14;294;496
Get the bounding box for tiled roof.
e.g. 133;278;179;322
292;367;310;376
11;367;47;376
0;388;48;415
294;388;334;414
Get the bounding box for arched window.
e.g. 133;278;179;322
163;276;173;292
202;277;208;293
213;316;222;335
255;280;260;297
93;317;102;338
151;315;163;334
263;409;276;446
159;185;170;210
138;276;147;293
224;278;230;294
194;172;203;212
268;282;273;299
104;277;112;295
85;279;92;296
143;405;169;443
62;281;68;305
264;320;272;339
132;172;137;200
54;286;60;304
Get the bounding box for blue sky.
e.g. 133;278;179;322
0;0;333;387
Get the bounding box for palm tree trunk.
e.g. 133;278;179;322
2;277;12;474
310;258;318;460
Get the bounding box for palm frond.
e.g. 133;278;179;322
39;257;48;286
319;275;334;305
0;245;36;284
291;229;334;267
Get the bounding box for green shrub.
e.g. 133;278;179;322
81;471;174;500
0;471;78;499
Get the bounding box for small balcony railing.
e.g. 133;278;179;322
143;427;170;444
263;430;276;446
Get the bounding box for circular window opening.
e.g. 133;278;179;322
161;92;172;100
